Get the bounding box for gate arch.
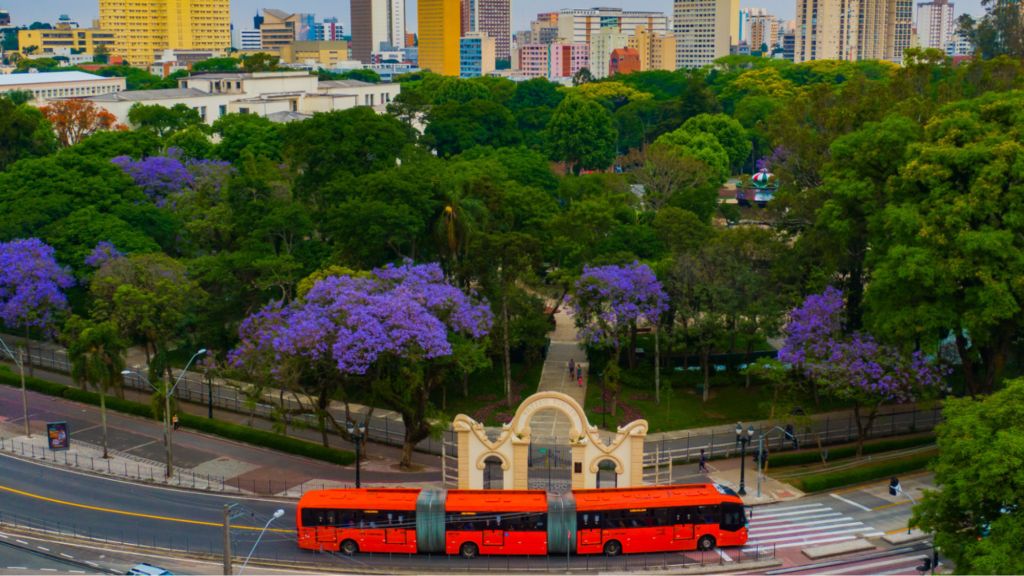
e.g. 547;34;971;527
453;391;647;490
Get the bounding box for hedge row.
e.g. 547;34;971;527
769;434;937;468
800;455;936;493
0;367;356;466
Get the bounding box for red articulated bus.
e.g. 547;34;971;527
296;484;748;558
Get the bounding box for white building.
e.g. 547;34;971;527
738;8;766;43
674;0;740;68
0;71;125;103
945;29;972;55
589;26;629;79
26;47;94;67
232;29;262;51
917;0;955;51
557;8;669;45
745;14;779;51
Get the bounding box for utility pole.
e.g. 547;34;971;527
223;504;232;575
165;369;174;477
19;348;29;438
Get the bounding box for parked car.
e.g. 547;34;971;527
126;564;173;576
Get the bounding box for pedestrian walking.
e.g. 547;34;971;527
172;413;180;431
576;365;582;380
569;358;575;377
698;449;708;474
578;375;583;388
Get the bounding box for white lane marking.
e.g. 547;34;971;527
831;493;873;512
36;546;49;551
748;521;865;538
748;517;859;533
60;553;74;559
40;568;56;572
826;555;928;574
84;562;99;567
747;527;875;545
714;547;733;562
756;503;824;513
15;540;28;545
755;532;886;550
748;512;844;526
0;534;6;538
70;571;86;574
7;567;26;570
755;507;841;519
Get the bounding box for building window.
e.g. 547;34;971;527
239;107;250;114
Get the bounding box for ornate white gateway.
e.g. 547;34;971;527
452;391;648;490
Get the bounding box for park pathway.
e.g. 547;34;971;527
531;308;590;440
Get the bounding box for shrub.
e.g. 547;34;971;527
768;435;937;468
0;371;355;466
800;455;935;492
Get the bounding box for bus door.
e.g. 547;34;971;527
483;515;504;547
385;512;407;545
316;510;337;543
578;512;602;546
672;507;694;542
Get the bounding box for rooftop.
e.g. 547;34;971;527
86;88;213;101
319;80;374;88
266;111;313;123
0;71;108;86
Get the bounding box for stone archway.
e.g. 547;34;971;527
453;391;648;490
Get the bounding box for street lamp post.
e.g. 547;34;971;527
238;509;285;575
123;348;206;478
735;424;755;496
756;425;800;499
0;337;30;438
346;421;366;489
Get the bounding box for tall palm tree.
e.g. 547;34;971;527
434;185;487;263
66;319;127;459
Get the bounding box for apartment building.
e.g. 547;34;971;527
315;18;346;41
0;71;125;102
419;0;461;75
793;0;858;62
628;25;676;71
460;32;496;77
673;0;739;68
558;8;669;45
782;31;796;60
517;42;588;78
886;0;914;59
98;0;230;65
609;47;640;75
18;23;116;57
917;0;955;50
279;41;349;67
460;0;511;60
745;14;779;51
260;10;316;51
945;28;972;55
738;8;766;43
232;29;262;51
589;26;629;79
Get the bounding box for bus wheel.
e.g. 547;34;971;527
341;539;359;555
697;535;716;551
460;542;479;559
603;540;622;557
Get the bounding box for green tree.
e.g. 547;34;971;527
572;67;593;86
385;88;429;125
93;44;110;64
212;113;283;163
127;102;205;137
241;52;280;72
191;57;240;72
338;68;382;83
957;0;1024;59
431;77;492;105
59;129;162;161
911;377;1024;574
468;76;516;107
0;99;56;171
425;99;521;157
509;77;565;110
64;317;127;459
164;125;213;160
679;113;752;170
652;207;713;254
544;96;617;175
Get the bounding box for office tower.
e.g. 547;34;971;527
352;0;405;63
419;0;461;75
98;0;230;65
260;10;316;51
460;32;496;76
628;25;676;71
558;8;668;45
746;14;779;51
232;28;263;50
674;0;739;68
793;0;858;61
461;0;511;61
589;26;629;79
738;8;766;43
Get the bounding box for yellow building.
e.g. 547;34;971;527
18;23;116;56
627;25;676;71
99;0;231;65
418;0;461;76
260;10;315;51
279;41;350;67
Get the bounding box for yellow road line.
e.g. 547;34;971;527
832;471;932;495
873;500;912;511
0;485;292;533
885;526;919;535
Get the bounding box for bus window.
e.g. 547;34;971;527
652;508;670;527
720;503;745;531
697;505;720;524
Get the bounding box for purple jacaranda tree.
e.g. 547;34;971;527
230;261;492;468
84;241;126;268
564;262;668;414
111;148;233;210
780;287;949;456
0;239;73;437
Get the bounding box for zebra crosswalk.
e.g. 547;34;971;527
743;503;885;550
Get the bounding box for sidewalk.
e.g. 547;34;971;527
532;308;590;439
0;368;442;495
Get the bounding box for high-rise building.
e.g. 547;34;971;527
945;28;972;55
628;25;676;71
589;26;629;79
419;0;461;75
315;18;345;42
746;14;779;51
558;8;669;45
782;31;795;60
232;28;263;50
674;0;739;68
917;0;954;50
407;32;417;45
885;0;914;59
793;0;857;62
260;10;316;51
352;0;405;63
19;23;116;57
609;46;640;75
460;32;496;76
98;0;230;65
738;8;766;43
517;42;587;78
536;12;558;26
461;0;511;61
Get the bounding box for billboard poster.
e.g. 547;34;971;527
46;421;70;451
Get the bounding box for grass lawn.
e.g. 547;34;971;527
430;361;545;427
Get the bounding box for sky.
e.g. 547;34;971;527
7;0;986;39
